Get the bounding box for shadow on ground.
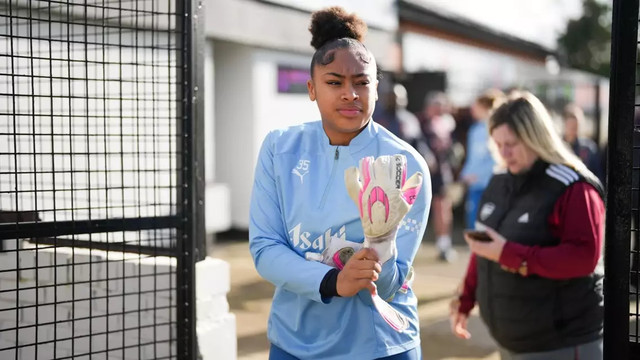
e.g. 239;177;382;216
421;315;497;359
227;279;275;311
238;331;271;357
236;316;497;360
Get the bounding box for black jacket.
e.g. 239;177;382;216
476;160;603;353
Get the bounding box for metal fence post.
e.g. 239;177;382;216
604;0;638;358
176;0;205;358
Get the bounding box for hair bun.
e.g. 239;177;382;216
309;6;367;50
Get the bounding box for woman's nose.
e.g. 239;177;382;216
341;84;358;101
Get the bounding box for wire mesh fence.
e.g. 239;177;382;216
0;0;200;358
632;7;640;347
606;0;640;358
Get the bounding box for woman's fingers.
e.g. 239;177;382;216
451;313;471;339
484;226;504;242
352;248;380;263
337;249;383;296
353;269;379;281
364;280;377;295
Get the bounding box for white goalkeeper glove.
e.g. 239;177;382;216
305;234;363;270
344;154;423;264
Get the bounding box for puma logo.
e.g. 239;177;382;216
292;168;307;184
292;159;310;184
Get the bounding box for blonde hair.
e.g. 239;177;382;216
488;91;597;182
476;88;506;114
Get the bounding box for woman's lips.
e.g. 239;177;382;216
338;108;361;117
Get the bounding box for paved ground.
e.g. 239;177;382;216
210;239;501;360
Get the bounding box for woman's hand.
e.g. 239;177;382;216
464;227;506;263
461;174;478;186
449;299;471;339
336;248;382;297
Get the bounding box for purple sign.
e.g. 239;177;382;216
277;66;310;94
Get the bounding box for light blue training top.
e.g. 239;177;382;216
249;120;431;359
460;121;495;191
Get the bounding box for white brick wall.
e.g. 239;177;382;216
195;257;237;360
0;243;236;360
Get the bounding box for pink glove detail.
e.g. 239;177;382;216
345;155;423;241
368;187;390;223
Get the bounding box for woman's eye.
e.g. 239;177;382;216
327;81;340;86
357;81;370;86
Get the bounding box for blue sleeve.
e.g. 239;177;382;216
461;125;495;186
249;132;333;303
460;126;476;178
375;157;432;300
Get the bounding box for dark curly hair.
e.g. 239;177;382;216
308;7;377;78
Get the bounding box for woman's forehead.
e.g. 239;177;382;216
492;124;517;140
318;48;376;75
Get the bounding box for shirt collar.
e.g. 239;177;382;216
509;159;547;190
317;119;379;155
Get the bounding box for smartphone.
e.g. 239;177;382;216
464;230;492;242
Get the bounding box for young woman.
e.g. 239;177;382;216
450;92;604;360
249;7;431;360
459;89;505;229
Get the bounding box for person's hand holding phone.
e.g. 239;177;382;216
463;227;506;262
463;230;491;242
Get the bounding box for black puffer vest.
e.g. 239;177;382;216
476;160;603;353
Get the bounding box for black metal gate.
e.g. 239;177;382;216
604;0;639;359
0;0;203;359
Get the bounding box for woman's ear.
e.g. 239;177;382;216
307;79;316;101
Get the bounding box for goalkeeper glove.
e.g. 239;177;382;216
344;154;423;264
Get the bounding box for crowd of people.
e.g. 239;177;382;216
374;83;607;264
248;5;607;359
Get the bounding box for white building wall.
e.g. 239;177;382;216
252;50;320;153
402;32;550;105
205;0;399;71
213;41;319;228
204;40;232;234
213;42;256;229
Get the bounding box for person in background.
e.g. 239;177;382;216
373;79;403;138
450;92;604;359
375;83;423;143
375;83;436;168
418;92;457;262
249;7;431;359
459;89;505;229
562;103;604;183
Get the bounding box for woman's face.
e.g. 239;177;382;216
491;124;539;174
471;101;487;121
307;48;378;145
563;116;578;143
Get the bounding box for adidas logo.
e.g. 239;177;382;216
517;213;529;223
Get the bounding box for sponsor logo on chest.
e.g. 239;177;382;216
289;223;346;251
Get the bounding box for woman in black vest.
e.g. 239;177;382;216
449;92;604;360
